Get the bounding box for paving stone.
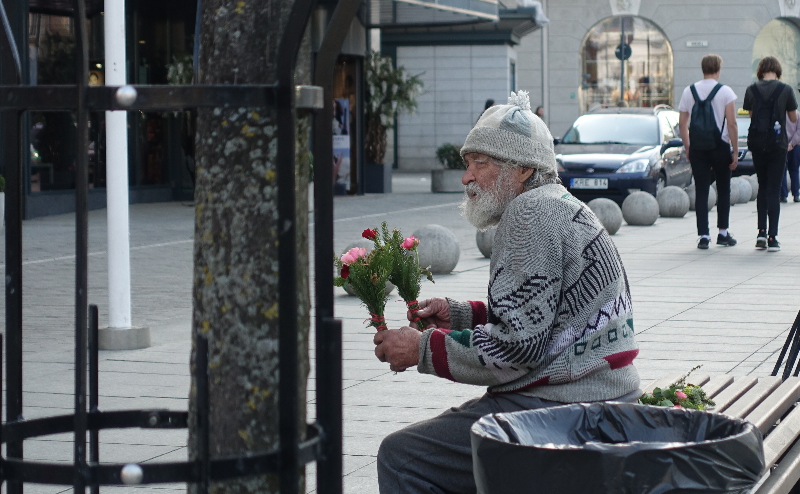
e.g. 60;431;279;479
3;174;800;492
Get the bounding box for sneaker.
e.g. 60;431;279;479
698;237;710;249
794;196;800;203
768;237;781;252
756;232;768;249
717;232;737;246
781;197;789;203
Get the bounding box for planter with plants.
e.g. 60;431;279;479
431;143;466;193
364;51;423;193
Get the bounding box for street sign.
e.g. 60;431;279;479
615;43;632;61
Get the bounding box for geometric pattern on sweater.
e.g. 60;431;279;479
417;184;639;403
562;229;625;319
477;267;560;369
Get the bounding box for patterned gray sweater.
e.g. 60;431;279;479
418;184;640;403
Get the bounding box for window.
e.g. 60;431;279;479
580;16;673;113
561;114;659;146
752;19;800;90
509;60;516;93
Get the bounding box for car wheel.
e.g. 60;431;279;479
656;173;667;195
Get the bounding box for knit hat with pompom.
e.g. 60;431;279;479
460;90;557;176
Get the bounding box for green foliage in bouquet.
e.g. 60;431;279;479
379;223;434;330
639;366;715;411
333;242;393;331
334;222;434;332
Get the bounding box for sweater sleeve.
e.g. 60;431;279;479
418;196;564;386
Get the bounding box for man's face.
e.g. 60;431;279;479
459;153;525;230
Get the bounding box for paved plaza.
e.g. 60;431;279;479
2;173;800;493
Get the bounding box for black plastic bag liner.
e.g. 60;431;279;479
471;402;764;494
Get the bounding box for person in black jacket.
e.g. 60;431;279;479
743;56;799;252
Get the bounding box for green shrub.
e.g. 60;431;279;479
436;143;465;170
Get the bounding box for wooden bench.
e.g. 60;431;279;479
643;374;800;494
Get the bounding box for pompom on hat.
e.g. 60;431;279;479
460;90;557;176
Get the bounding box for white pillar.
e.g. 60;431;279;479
105;0;132;330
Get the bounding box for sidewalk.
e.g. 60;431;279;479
3;173;800;493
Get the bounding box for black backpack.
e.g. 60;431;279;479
689;83;724;151
748;83;782;152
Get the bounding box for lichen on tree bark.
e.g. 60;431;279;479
188;1;311;493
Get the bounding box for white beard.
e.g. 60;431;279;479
459;168;519;230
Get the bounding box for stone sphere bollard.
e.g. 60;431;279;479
745;175;759;200
476;227;496;258
688;183;716;211
339;240;395;296
657;186;690;218
728;180;740;206
687;182;697;211
412;224;461;274
621;191;659;226
587;198;623;235
732;177;752;204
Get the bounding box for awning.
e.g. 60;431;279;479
370;0;547;32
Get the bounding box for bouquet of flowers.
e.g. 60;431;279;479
639;366;715;411
384;225;434;330
334;222;433;331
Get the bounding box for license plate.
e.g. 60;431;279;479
571;178;608;189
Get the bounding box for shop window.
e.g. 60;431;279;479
752;19;800;89
580;16;673;113
28;13;106;192
333;56;359;195
510;60;516;92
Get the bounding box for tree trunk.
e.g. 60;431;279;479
188;1;311;492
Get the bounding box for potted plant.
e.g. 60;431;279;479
364;51;423;193
431;143;466;192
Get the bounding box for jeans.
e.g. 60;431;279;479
781;146;800;199
690;141;733;236
752;146;788;237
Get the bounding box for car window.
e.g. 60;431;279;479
561;114;659;145
664;111;680;137
736;117;750;139
657;113;675;142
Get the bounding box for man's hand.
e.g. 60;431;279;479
374;327;421;372
730;151;738;171
408;298;450;329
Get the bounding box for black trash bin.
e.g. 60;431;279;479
471;402;764;494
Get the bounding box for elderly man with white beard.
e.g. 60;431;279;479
373;91;641;494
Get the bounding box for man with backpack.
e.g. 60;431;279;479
743;56;798;252
678;54;739;249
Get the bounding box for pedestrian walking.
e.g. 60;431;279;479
678;54;739;250
781;103;800;203
743;56;799;252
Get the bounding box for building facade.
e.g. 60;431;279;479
395;0;800;170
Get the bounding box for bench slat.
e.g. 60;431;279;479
712;376;758;413
764;404;800;468
702;375;734;399
725;377;783;419
758;430;800;494
746;378;800;436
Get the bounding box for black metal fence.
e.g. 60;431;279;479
0;0;358;491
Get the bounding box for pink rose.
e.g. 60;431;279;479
340;247;367;265
401;236;419;250
675;391;687;400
